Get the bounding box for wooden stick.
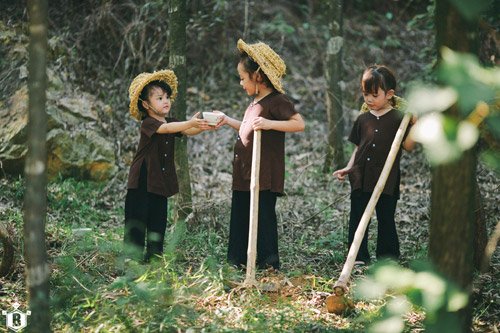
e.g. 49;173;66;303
244;130;262;286
334;113;412;294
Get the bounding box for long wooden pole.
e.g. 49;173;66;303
244;130;262;286
333;113;411;294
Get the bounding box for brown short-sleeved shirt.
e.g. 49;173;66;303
232;92;297;194
127;116;182;198
348;109;409;198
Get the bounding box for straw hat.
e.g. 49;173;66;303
237;39;286;94
128;69;178;120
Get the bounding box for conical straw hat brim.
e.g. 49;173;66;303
128;69;178;121
237;39;286;94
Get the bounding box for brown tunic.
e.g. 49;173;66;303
348;109;409;198
232;92;297;194
127;116;182;198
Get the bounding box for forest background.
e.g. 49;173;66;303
0;0;499;332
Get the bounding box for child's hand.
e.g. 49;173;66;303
252;117;271;131
189;112;210;129
332;168;352;181
410;114;417;126
212;110;227;128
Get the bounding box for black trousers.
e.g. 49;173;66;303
124;163;168;262
227;190;280;270
348;190;400;262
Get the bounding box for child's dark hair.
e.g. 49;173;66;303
239;52;274;90
137;80;172;119
361;65;396;106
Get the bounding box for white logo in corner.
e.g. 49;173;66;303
2;302;31;332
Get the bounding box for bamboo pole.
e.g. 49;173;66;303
333;113;412;295
244;130;262;286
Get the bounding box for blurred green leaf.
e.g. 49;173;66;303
438;48;499;114
368;316;404;333
485;114;500;138
407;85;457;115
355;277;387;300
447;289;468;312
373;264;415;290
456;121;479;150
411;113;462;164
414;272;447;312
357;260;469;333
386;296;411;315
480;150;500;175
426;310;464;333
447;0;492;21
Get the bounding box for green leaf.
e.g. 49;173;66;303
447;0;492;21
355;277;387;299
446;289;468;311
456;121;479;150
414;272;447;312
481;150;500;175
368;316;405;333
406;85;457;115
485;114;500;138
438;48;499;114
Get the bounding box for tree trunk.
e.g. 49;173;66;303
323;0;345;173
429;147;476;284
25;0;51;331
473;184;487;269
168;0;192;222
430;2;480;332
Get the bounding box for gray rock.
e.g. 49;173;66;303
0;77;116;181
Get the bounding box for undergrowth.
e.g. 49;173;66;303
1;150;498;332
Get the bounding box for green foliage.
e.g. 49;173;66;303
437;48;499;113
447;0;492;21
260;13;296;36
408;48;500;167
356;260;469;333
47;177;119;228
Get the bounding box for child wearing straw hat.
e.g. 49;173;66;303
124;69;210;263
214;39;305;270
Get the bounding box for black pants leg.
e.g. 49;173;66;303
227;191;250;267
124;162;168;262
348;191;371;262
227;190;280;270
124;174;148;261
145;193;168;262
375;194;400;260
256;191;279;269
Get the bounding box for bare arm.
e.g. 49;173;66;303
183;127;205;136
402;115;417;151
212;111;242;131
402;137;416;151
156;112;209;135
332;146;357;181
252;113;305;132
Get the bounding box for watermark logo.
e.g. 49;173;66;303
2;302;31;332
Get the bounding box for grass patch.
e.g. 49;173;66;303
1;163;498;332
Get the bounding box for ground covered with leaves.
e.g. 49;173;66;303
1;118;499;332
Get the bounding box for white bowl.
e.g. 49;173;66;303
203;112;222;126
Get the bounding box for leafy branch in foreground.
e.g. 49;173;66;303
356;260;468;333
